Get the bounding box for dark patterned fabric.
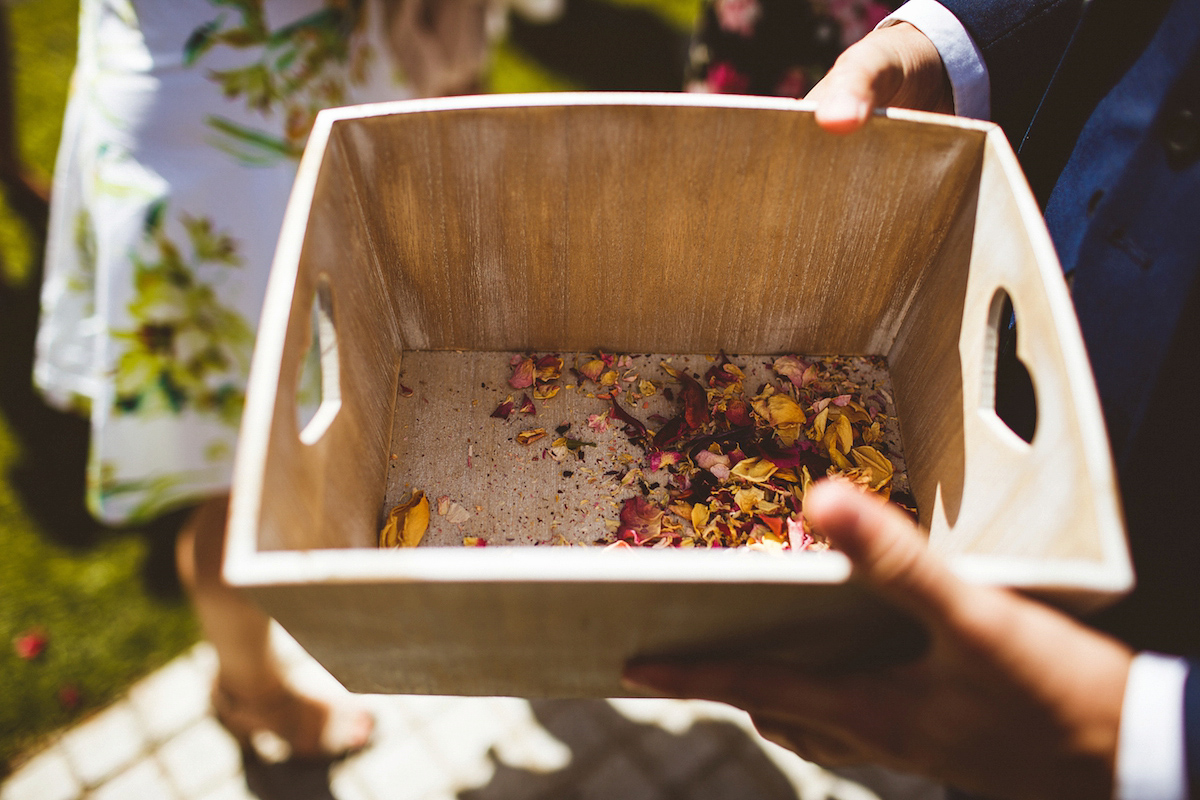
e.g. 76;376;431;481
687;0;903;98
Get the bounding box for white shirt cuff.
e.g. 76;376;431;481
1116;652;1189;800
877;0;990;120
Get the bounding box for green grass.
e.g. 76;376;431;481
0;0;199;772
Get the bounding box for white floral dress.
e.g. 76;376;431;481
35;0;414;524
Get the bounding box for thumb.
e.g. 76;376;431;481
803;479;968;623
808;31;907;134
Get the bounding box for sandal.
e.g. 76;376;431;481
211;682;375;763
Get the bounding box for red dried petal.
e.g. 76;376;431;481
518;394;536;415
491;398;515;420
679;374;710;430
610;399;649;443
652;415;685;449
724;398;752;426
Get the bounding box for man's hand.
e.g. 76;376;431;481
623;480;1133;800
807;22;954;134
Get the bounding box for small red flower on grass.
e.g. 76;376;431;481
14;627;48;660
58;684;81;710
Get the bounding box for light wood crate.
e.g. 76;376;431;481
225;93;1131;697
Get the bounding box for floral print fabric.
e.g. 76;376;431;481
687;0;902;98
35;0;413;524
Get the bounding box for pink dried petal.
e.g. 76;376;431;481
832;394;852;407
787;516;815;550
772;356;808;387
710;463;731;481
649;451;682;471
695;450;731;470
518;394;536;415
509;357;535;389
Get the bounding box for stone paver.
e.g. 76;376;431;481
349;730;448;800
88;759;176;800
3;628;946;800
57;700;146;788
577;750;662;800
194;777;256;800
0;744;81;800
129;654;212;744
156;717;243;799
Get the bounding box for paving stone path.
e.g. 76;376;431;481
1;627;943;800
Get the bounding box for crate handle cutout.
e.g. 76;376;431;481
298;275;341;446
982;288;1038;445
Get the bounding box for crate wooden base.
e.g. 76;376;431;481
386;351;909;548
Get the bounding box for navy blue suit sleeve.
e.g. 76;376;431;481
936;0;1085;145
1186;662;1200;798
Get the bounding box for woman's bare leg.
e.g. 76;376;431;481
176;494;373;759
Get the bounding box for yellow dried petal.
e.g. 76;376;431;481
516;428;547;445
829;447;853;471
734;487;764;514
811;407;829;440
691;502;710;531
767;394;806;426
533;384;561;400
836;413;855;453
730;457;778;484
379;490;430;548
851;445;894;490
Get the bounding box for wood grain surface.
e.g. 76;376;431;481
225;94;1130;696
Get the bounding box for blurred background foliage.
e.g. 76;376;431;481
0;0;701;773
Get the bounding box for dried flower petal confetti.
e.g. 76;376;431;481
390;349;909;551
517;428;547;445
491;396;515;420
380;491;430;548
509;356;535;389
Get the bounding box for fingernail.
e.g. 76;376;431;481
819;94;869;127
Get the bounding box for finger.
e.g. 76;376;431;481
809;35;905;134
803;479;970;624
750;714;862;766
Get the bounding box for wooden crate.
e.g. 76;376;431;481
225;93;1131;697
